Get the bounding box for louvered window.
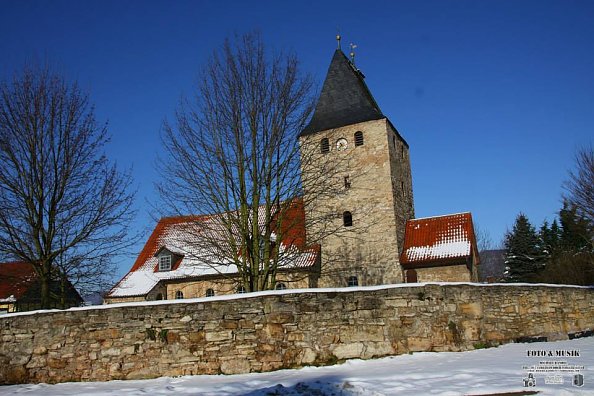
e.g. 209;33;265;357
354;131;364;146
320;138;330;153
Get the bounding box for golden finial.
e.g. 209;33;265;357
336;34;341;49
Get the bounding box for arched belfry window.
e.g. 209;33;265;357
206;288;215;297
320;138;330;154
175;290;184;299
354;131;364;146
343;211;353;227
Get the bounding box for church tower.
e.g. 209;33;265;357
299;48;414;287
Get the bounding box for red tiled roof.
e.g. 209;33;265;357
107;198;317;298
0;261;39;300
129;215;205;273
400;212;478;266
129;199;309;274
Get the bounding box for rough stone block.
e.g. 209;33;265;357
333;342;364;359
205;330;232;342
300;348;317;364
459;303;482;317
407;337;432;352
340;326;384;342
220;358;250;374
362;341;393;358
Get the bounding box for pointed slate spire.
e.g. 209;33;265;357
300;50;384;136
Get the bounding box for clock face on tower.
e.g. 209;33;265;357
336;138;348;151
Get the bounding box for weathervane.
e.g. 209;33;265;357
349;43;357;65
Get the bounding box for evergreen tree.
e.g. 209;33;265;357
504;213;546;282
534;203;594;286
559;201;594;253
540;220;561;258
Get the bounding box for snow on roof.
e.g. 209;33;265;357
400;213;477;266
107;199;318;298
0;261;39;300
0;295;16;303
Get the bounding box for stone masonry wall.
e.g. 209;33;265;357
1;283;593;384
415;264;473;282
299;119;410;287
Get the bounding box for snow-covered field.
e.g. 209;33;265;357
2;337;592;395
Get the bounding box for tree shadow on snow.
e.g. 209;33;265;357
239;375;382;396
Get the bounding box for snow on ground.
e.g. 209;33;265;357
2;337;593;395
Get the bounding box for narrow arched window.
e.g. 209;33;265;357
406;269;418;283
175;290;184;299
343;211;353;227
354;131;364;146
320;138;330;153
205;288;215;297
347;276;358;287
275;283;287;290
237;285;246;294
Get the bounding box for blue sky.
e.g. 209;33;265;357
1;1;593;278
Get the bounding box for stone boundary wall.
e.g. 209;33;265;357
1;283;593;384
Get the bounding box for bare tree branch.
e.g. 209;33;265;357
564;145;594;232
157;33;356;292
0;65;137;306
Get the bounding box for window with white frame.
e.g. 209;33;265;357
159;255;172;271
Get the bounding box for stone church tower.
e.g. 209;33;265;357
299;49;414;287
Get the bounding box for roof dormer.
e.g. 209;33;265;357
154;247;183;272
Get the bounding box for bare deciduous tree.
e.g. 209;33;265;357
565;146;594;231
0;66;136;307
158;33;352;292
